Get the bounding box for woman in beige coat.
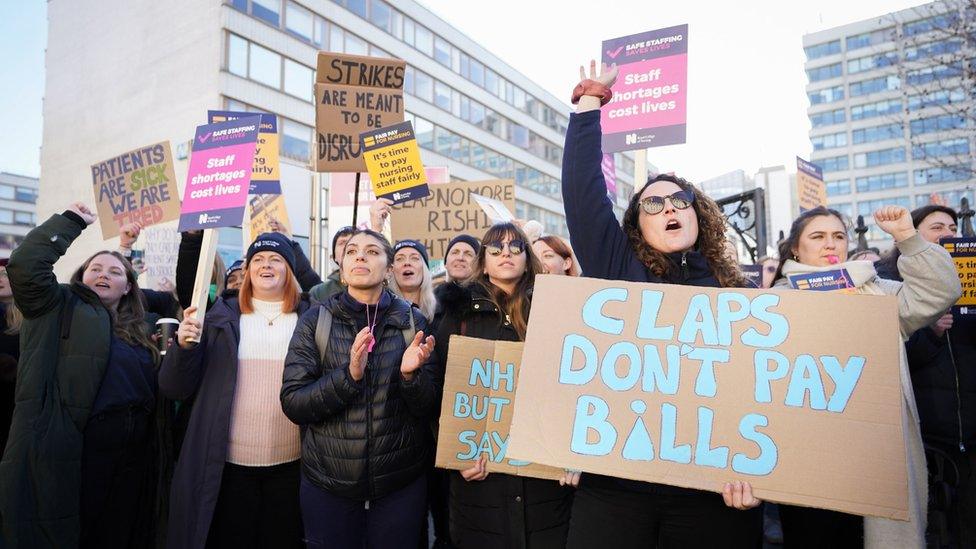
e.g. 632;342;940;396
770;205;961;548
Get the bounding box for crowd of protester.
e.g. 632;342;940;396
0;61;970;549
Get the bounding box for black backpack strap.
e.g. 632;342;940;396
402;305;416;347
59;291;79;340
315;306;333;365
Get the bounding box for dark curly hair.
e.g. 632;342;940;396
622;174;745;288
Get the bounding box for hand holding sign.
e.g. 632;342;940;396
932;311;954;338
400;331;435;381
177;306;202;348
370;197;393;232
874;206;916;242
68;202;97;225
723;481;761;510
580;59;619;87
460;454;489;482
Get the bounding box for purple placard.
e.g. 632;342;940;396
178;116;261;231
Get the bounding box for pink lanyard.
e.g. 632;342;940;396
365;303;377;352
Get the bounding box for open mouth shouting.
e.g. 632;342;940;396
665;219;683;232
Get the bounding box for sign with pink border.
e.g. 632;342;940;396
601;25;688;152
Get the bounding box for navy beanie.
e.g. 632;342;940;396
446;234;481;257
224;259;244;282
394;239;430;267
246;233;296;274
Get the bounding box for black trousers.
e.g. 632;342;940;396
778;505;862;548
80;406;153;549
566;479;762;549
206;461;304;549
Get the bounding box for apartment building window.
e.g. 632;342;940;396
15;187;37;204
414;24;433;56
846;53;897;74
433;36;451;67
914;165;970;185
808;86;845;105
855;172;907;192
281;118;311;161
810;109;845;127
831;202;853;217
804;40;840;60
818;155;849;172
910;113;967;135
228;34;248;77
913;137;969;160
845;28;894;50
908;87;966;111
850;98;902;120
251;0;281;26
811;131;848;150
904;39;963;61
825;179;851;196
807;63;842;82
0;185;14;200
906;62;963;86
853;147;905;168
284;2;313;41
369;0;392;33
346;0;367;18
851;122;902;144
849;75;899;97
284;59;313;101
13;211;34;226
249;42;281;88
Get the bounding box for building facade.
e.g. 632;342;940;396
40;0;635;278
0;173;39;259
803;0;974;248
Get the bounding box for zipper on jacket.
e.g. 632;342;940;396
947;330;965;452
680;252;689;280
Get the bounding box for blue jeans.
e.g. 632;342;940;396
300;473;427;549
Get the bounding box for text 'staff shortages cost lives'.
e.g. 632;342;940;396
178;116;261;232
601;24;688;152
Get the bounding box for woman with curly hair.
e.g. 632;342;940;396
560;61;759;548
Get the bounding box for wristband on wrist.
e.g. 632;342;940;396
571;79;613;106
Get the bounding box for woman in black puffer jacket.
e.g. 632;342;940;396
280;229;439;549
434;222;576;549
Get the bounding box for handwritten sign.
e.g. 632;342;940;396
208;111;281;194
391;180;515;261
178;116;261;231
796;157;827;213
508;276;908;519
314;52;405;172
91;141;181;239
436;336;563;480
601;25;688;152
361;121;429;204
941;237;976;315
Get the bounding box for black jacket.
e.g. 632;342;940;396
435;282;574;549
158;294;312;549
280;289;439;500
876;259;976;450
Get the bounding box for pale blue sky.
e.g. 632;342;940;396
0;0;45;178
0;0;927;181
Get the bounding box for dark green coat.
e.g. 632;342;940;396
0;214;116;547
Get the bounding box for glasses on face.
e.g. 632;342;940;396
485;239;526;256
639;190;695;215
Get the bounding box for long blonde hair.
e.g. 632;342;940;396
389;260;438;321
3;300;22;335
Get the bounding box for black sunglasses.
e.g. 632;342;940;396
639;190;695;215
484;239;526;256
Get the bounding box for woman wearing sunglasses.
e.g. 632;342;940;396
430;222;576;548
561;61;759;548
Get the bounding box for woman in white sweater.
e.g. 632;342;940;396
160;232;313;549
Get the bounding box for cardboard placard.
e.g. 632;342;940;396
208;111;282;194
601;25;689;152
142;224;181;291
436;336;564;480
391;179;516;261
796;157;827;213
244;194;292;249
941;237;976;314
508;276;908;520
328;168;450;237
360;121;429;204
178;116;261;231
91;141;181;239
314;52;405;172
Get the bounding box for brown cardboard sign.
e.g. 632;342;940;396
508;276;909;520
436;336;564;481
314;52;405;172
91;141;181;239
391;179;515;260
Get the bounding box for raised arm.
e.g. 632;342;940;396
175;231;205;309
562;61;634;280
873;206;962;337
8;204;94;319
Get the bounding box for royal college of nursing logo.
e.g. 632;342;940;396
198;213;221;224
625;133;638;145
